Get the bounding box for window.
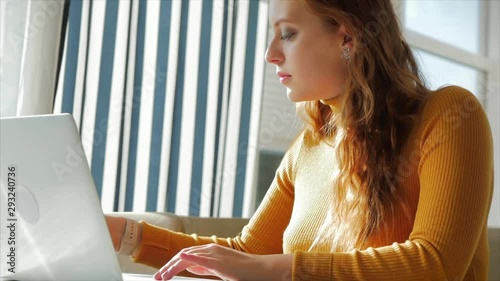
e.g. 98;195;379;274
402;0;489;100
405;0;483;54
413;48;485;100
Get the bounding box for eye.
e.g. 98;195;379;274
280;32;295;41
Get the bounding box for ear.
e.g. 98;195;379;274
338;24;355;50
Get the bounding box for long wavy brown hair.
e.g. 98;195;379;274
298;0;430;250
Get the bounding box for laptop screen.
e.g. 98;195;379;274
0;114;122;281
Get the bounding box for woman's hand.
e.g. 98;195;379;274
154;244;293;281
104;215;127;251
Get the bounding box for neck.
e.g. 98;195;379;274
320;94;342;115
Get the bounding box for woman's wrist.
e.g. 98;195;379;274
117;219;142;256
131;221;143;258
260;254;294;281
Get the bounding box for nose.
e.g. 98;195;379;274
265;39;283;65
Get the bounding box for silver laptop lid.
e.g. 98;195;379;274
0;114;122;281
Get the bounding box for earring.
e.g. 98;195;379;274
341;47;351;61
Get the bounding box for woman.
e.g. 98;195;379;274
107;0;493;280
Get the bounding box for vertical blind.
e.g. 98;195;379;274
54;0;268;218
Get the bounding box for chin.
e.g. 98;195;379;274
286;90;304;103
287;87;341;103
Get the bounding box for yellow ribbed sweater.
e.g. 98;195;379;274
133;86;493;280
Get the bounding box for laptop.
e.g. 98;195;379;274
0;114;205;281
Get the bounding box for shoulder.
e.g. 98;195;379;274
423;85;481;112
419;85;488;130
282;130;307;164
278;128;322;174
286;129;308;162
416;85;492;150
273;130;308;184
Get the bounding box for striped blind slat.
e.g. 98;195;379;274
133;0;161;212
125;0;147;212
100;0;129;211
146;0;172;212
55;0;268;218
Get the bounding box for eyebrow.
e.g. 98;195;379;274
271;18;295;28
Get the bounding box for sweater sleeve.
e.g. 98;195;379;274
132;131;303;269
292;87;494;280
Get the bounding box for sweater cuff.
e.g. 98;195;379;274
131;221;171;269
293;251;333;281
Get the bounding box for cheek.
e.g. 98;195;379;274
315;54;348;96
315;53;345;82
286;40;345;84
288;45;320;77
286;44;303;66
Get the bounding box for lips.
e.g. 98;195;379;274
277;71;292;84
